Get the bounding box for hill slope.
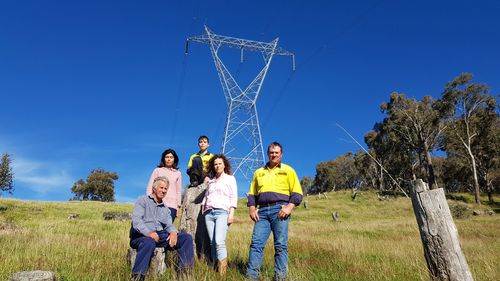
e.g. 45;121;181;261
0;191;498;280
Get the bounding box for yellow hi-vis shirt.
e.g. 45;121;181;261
187;152;214;173
247;163;303;207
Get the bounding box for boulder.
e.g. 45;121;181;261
127;248;167;277
472;210;483;216
103;212;131;221
67;213;79;219
9;270;56;281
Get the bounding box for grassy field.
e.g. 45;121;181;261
0;190;498;281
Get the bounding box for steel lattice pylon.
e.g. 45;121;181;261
185;26;295;181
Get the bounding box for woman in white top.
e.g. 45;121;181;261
146;149;182;222
202;154;238;276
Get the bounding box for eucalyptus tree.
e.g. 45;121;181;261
364;122;416;192
379;93;447;190
313;152;361;193
438;73;499;204
300;176;313;195
71;168;118;202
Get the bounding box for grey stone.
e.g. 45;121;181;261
103;211;131;221
472;210;483;216
9;270;56;281
127;248;167;277
67;213;79;219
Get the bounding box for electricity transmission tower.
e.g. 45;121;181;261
185;26;295;181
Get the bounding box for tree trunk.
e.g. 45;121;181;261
465;146;481;205
424;142;438;190
179;183;211;262
410;179;473;281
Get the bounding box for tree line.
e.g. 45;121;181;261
310;73;499;204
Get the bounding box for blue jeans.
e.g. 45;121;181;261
204;208;229;261
246;204;290;280
130;229;194;275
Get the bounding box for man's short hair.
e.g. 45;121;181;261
198;135;209;143
152;176;169;190
267;141;283;153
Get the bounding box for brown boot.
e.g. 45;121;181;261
218;258;228;276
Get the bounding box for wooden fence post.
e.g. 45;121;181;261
410;179;474;281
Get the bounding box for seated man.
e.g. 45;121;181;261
130;176;194;281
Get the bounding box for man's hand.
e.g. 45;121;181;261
148;232;160;242
278;204;295;220
249;206;259;222
167;231;178;247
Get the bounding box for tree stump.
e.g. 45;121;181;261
410;179;473;281
179;183;211;261
9;270;56;281
127;247;167;276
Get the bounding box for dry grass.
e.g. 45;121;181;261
0;191;498;280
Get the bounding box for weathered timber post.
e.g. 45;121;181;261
410;179;473;281
179;183;211;261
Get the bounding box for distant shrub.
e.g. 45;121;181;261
449;202;470;219
446;193;474;204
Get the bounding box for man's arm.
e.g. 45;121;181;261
132;197;152;236
247;171;259;222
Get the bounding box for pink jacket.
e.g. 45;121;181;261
146;167;182;210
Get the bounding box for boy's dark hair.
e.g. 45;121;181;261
198;135;209;143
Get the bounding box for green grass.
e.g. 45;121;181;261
0;191;498;280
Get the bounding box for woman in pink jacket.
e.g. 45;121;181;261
146;149;182;222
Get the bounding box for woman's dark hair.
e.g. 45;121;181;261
158;149;179;169
207;154;232;177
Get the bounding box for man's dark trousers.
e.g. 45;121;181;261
130;229;194;275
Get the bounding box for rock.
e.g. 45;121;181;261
127;248;167;277
103;212;131;221
472;210;483;216
0;221;20;232
67;213;79;219
9;270;56;281
331;211;340;222
179;183;211;261
487;209;495;216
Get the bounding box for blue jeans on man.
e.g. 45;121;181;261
130;229;194;275
247;203;290;280
204;208;229;262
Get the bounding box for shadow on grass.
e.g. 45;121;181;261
231;256;248;276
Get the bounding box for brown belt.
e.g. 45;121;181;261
258;201;287;208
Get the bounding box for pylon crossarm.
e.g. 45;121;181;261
188;34;293;57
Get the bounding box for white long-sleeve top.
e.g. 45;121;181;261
202;172;238;213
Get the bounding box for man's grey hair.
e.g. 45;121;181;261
152;176;169;190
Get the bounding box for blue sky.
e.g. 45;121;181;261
1;1;499;202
